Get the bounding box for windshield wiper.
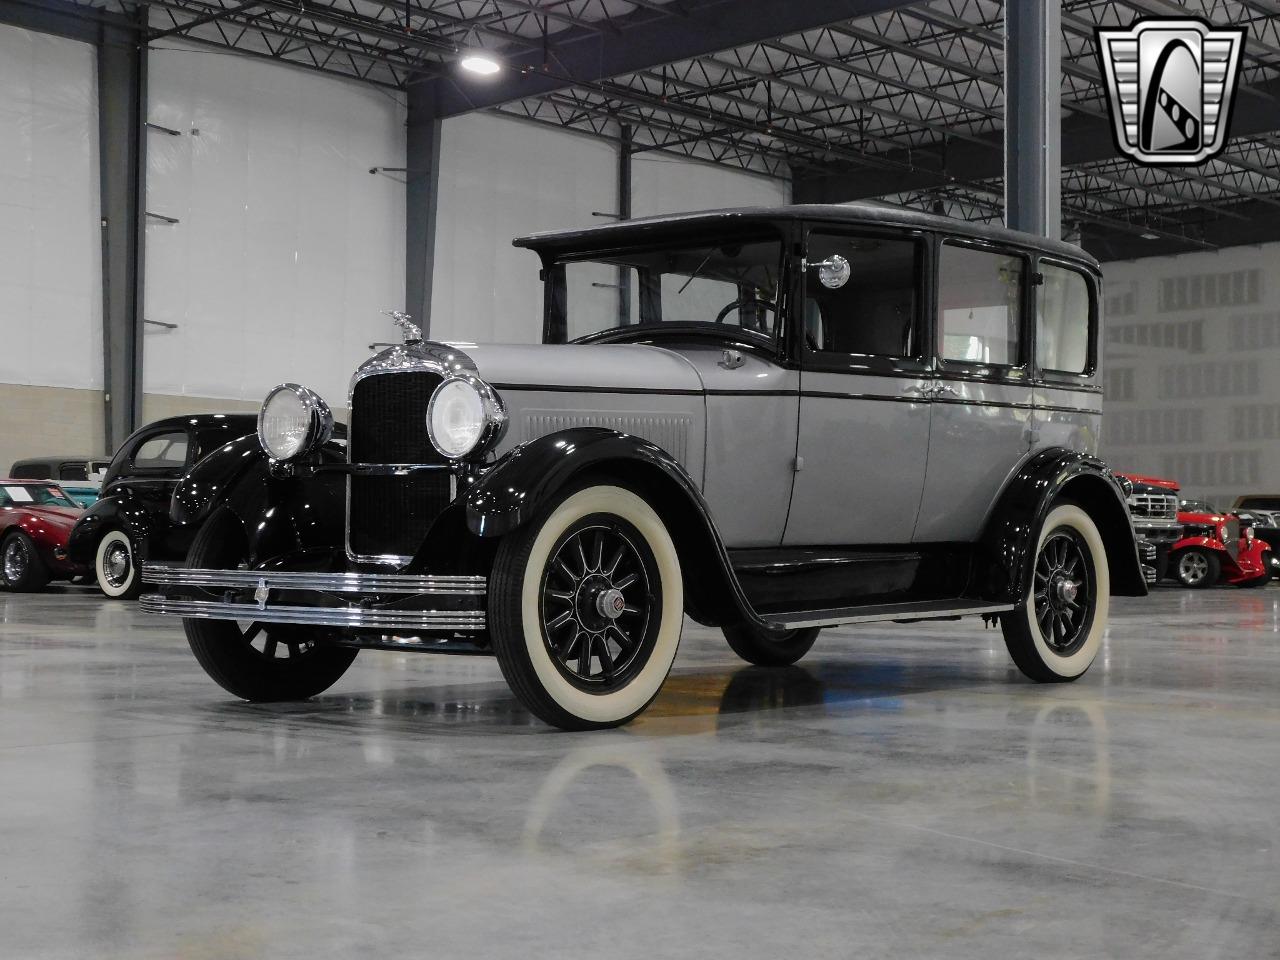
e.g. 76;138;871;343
675;248;716;295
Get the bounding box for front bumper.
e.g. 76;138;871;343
139;565;487;632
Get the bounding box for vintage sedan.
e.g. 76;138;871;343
67;414;258;599
0;481;88;591
140;205;1144;730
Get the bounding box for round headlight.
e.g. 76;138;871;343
427;377;505;460
258;383;333;461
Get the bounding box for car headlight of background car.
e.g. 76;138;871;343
258;383;334;461
427;376;507;460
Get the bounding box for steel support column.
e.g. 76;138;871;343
405;81;442;336
618;123;632;324
1004;1;1061;238
98;13;148;451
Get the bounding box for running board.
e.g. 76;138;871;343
761;600;1016;630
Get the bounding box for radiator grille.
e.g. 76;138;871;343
349;371;449;559
1127;493;1177;521
350;372;442;465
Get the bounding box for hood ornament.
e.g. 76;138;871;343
384;310;422;344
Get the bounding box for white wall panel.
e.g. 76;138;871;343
0;26;101;390
429;114;789;345
429;112;615;344
1100;243;1280;502
144;41;405;406
631;155;789;217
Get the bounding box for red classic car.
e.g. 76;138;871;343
1175;497;1271;589
0;480;89;591
1117;473;1270;589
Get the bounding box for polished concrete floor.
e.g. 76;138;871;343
2;585;1278;960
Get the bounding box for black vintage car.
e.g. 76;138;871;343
67;414;259;598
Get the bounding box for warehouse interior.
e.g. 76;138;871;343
2;1;1279;956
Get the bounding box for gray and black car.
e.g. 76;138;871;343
139;205;1145;730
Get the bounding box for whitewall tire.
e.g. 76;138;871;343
489;484;684;730
96;530;141;600
1002;503;1110;683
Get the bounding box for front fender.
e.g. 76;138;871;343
66;496;152;565
977;447;1147;603
465;427;761;628
466;427;697;538
172;433;268;527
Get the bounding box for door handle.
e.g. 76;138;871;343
903;383;932;396
935;383;959;397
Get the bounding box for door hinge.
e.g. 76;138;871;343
794;456;805;472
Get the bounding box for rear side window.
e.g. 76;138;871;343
9;463;48;480
58;463;88;481
131;432;189;470
1038;263;1092;374
938;243;1023;366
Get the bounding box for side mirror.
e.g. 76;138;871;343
807;254;851;290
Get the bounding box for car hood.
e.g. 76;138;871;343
21;505;81;526
457;342;705;393
1178;511;1228;525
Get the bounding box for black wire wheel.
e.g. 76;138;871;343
182;508;357;702
538;518;660;692
1032;529;1095;657
1003;503;1110;683
489;484;684;730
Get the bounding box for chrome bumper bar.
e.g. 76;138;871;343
139;565;487;632
138;595;485;631
142;565;486;595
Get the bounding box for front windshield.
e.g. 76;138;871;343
549;235;783;343
1180;499;1218;514
0;484;79;508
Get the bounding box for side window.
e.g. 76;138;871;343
804;233;921;358
938;243;1024;366
131;432;189;471
59;463;88;481
1038;263;1093;374
10;463;45;480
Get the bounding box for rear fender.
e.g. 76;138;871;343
977;447;1147;602
66;496;153;565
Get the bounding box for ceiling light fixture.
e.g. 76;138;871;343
1140;232;1160;240
460;52;501;76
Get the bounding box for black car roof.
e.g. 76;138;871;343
514;202;1099;270
131;413;258;434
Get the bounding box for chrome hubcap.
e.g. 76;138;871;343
3;539;27;581
594;587;626;621
103;543;130;587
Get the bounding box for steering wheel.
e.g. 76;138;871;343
713;297;777;332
